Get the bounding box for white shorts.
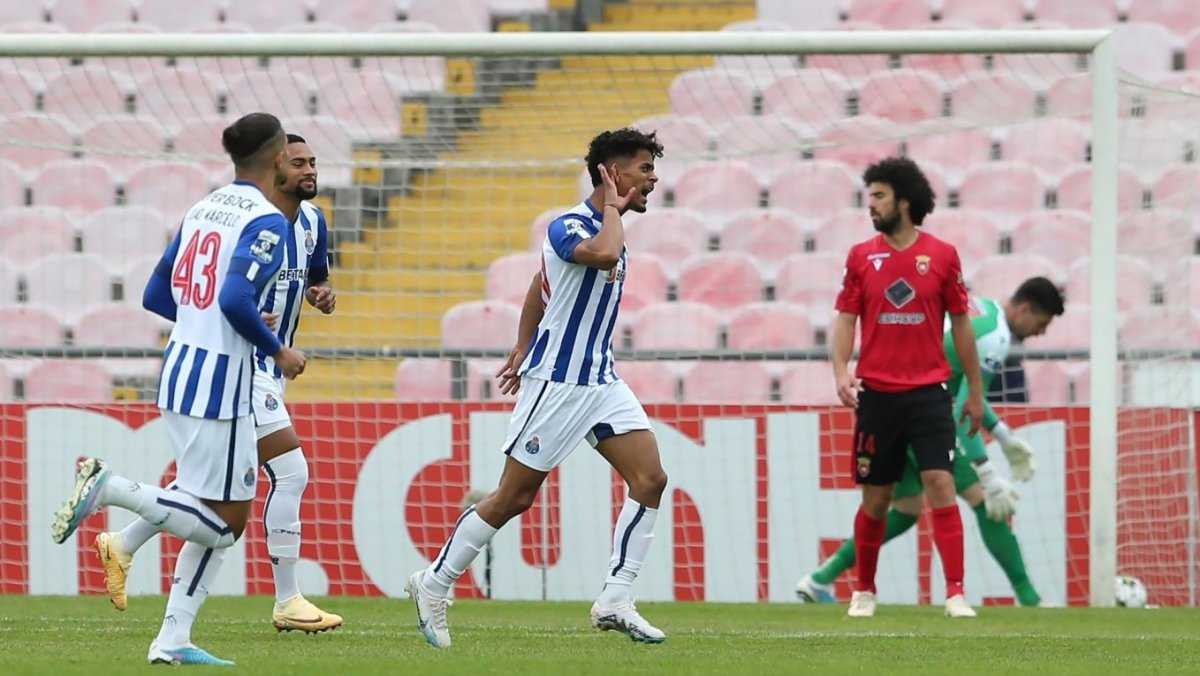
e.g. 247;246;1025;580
502;376;652;472
162;409;258;502
250;368;292;440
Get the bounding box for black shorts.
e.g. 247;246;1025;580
853;384;956;485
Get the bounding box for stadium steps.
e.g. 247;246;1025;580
282;357;397;401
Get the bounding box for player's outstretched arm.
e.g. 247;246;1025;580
142;228;182;322
497;272;546;396
949;312;984;435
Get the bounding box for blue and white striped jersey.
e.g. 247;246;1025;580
156;181;289;419
520;200;626;386
255;201;329;378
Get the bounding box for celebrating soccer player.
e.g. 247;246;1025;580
405;128;666;648
50;113;306;665
799;277;1065;608
92;134;342;633
830;157;984;618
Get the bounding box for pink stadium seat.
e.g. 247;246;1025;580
623;253;672;307
614;361;679;403
118;254;160;304
991;45;1079;90
811;211;874;259
949;73;1038;126
632;114;713;159
813;116;902;169
136;0;220;30
857;69;945;124
712;116;809;181
1065;257;1158;312
529;205;569;250
43;67;134;127
1189;28;1200;71
768;160;860;217
0;66;41;118
1120;307;1195;351
487;0;550;16
719;208;807;265
846;0;930;28
1002;119;1090;179
0;113;75;172
630;302;722;350
1032;303;1088;351
897;21;983;77
779;362;840;405
726;302;815;350
279;115;355;186
441;300;520;350
223;1;311;29
407;0;489;32
1119;119;1191;170
0;159;24;210
1055;165;1143;212
623;208;709;269
1115;23;1176;81
756;0;840;28
87;26;160;77
47;0;133;32
903;123;993;178
1034;0;1118;26
939;0;1025;26
920;209;1004;266
316;71;405;140
1008;210;1090;269
78;116;168;179
463;359;503;400
677;252;764;309
31;159;116;213
0;207;75;259
1044;73;1093;118
24;359;112;402
774;252;843;311
0;306;64;347
1153;165;1198;210
672;161;761;224
761;69;852;126
968;254;1059;301
0;362;11;401
0;255;16;304
668;69;756;124
683;361;774;404
807;22;891;85
1158;72;1200;93
125;161;210;218
486;251;540;305
226;72;316;119
957;162;1046;213
1022;360;1072;404
0;4;47;24
24;252;114;321
72;303;164;347
362;22;446;95
171;116;232;183
268;27;352;80
1183;259;1200;308
134;69;222;130
175;23;258;79
80;206;169;260
1120;211;1193;260
312;0;399;29
1128;0;1200;38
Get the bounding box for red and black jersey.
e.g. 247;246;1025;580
835;231;969;392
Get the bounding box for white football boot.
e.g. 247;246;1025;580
944;594;978;618
590;599;666;644
847;590;877;617
405;570;452;648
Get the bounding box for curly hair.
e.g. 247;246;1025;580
862;157;936;225
584;128;664;187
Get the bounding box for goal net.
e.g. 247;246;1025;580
0;31;1195;608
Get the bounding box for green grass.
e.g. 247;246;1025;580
2;596;1199;674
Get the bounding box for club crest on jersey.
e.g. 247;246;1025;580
915;255;931;275
243;467;256;488
304;229;315;255
525;435;541;455
857;457;871;477
264;393;279;411
250;230;281;264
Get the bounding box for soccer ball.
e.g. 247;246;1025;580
1114;574;1148;608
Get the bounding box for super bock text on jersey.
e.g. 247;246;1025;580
255;201;329;378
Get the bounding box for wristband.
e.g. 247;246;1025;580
991;421;1013;443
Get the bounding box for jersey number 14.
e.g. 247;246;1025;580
172;230;222;309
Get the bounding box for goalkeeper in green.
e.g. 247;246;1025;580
797;276;1065;607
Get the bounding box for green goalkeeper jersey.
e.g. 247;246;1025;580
942;296;1011;463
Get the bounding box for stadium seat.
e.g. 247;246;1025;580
0;159;25;210
0;4;46;25
268;26;353;80
134;69;222;130
683;361;774;404
760;69;852;127
87;25;161;77
1119;119;1192;171
1064;256;1158;312
1033;0;1119;26
968;254;1060;301
485;251;540;305
1114;23;1177;81
0;361;11;401
623;252;672;307
614;361;679;403
668;69;756;124
856;69;945;124
991;37;1080;89
124;161;210;219
1044;73;1094;119
79;206;169;260
316;71;406;140
1120;211;1193;261
175;23;259;79
1153;165;1198;211
117;254;159;304
1008;210;1090;269
135;0;221;30
949;73;1038;126
0;305;64;347
312;0;399;29
1120;307;1195;351
774;252;843;312
672;160;761;226
0;66;41;118
0;113;75;173
806;22;891;85
43;67;135;127
171;116;233;183
47;0;132;31
812;116;902;170
30;159;116;213
0;255;16;305
24;252;114;321
714;22;797;83
726;302;815;350
1022;360;1073;404
79;116;169;179
1055;164;1143;212
779;361;840;405
24;359;112;402
1188;27;1200;71
902;123;994;178
226;72;317;119
463;359;504;400
895;21;983;78
939;0;1025;27
630;301;722;350
920;209;1004;265
407;0;490;32
622;208;709;270
677;252;765;309
1002;119;1090;180
632;114;713;160
712;115;809;182
810;210;873;259
767;160;859;217
441;300;520;350
362;22;446;94
719;208;808;265
528;205;570;250
394;358;453;401
0;207;75;259
1035;303;1088;351
223;1;311;30
957;162;1047;214
756;0;840;28
72;303;165;348
846;0;931;28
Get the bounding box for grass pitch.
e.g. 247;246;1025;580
2;596;1198;674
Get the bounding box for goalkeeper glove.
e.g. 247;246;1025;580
975;460;1019;521
992;421;1036;482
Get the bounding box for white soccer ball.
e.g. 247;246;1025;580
1114;574;1148;608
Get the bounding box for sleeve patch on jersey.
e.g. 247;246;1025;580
249;230;281;264
564;218;591;240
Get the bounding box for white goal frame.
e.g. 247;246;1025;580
0;29;1120;606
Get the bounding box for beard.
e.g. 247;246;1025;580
294;183;318;200
872;210;901;235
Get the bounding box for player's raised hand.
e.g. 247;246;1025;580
835;372;861;408
275;346;307;380
597;163;637;212
306;285;336;314
495;345;526;396
260;311;281;331
960;392;984;437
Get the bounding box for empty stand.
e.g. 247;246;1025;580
774;252;843;311
683;361;774;403
24;359;112;402
30;159;117;212
939;0;1026;27
761;70;852;127
226;72;317;119
125;161;210;219
1064;256;1158;312
135;0;221;30
1153;165;1198;210
1033;0;1120;27
43;67;134;127
0;255;16;305
622;253;672;307
279;115;355;186
79;206;169;260
719;208;808;265
1056;164;1143;212
812;116;902;169
0;159;25;210
407;0;490;32
767;160;860;217
311;0;399;29
441;300;520;350
668;69;756;123
630;301;722;350
623;208;709;270
920;209;1004;265
79;115;170;179
223;1;311;30
957;162;1047;214
316;71;406;140
1113;23;1176;80
677;252;764;309
846;0;931;29
779;361;840;405
949;73;1038;126
672;160;761;225
903;123;994;178
713;115;809;181
1008;210;1091;269
1002;119;1090;180
856;69;945;124
614;361;679;403
72;303;165;348
134;69;223;129
968;253;1060;301
1036;303;1089;351
47;0;132;32
811;210;873;258
0;207;75;259
726;302;815;350
24;252;114;322
0;306;64;347
0;66;41;119
0;114;75;172
485;251;541;305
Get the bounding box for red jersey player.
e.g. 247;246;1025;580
831;157;984;619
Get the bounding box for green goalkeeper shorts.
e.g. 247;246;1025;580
893;445;980;499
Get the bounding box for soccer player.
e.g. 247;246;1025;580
404;128;666;648
832;157;984;619
91;134;341;633
50;113;306;665
797;277;1066;607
